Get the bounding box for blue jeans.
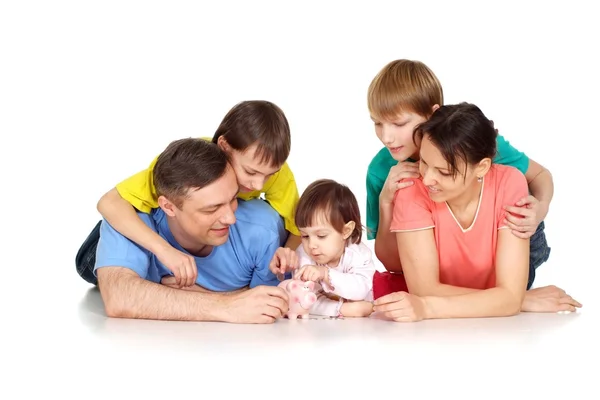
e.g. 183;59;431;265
75;220;102;285
527;221;551;289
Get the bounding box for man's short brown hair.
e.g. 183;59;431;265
153;138;230;209
212;100;291;168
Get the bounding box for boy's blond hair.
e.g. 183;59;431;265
367;59;444;121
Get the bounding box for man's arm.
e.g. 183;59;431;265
160;275;249;295
93;215;286;323
97;267;227;321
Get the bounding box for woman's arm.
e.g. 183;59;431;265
376;228;529;320
421;228;529;318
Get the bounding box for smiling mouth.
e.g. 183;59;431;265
388;146;404;152
427;186;441;193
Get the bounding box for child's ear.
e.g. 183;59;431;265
342;221;356;240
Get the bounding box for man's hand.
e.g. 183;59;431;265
269;247;299;277
521;285;582;313
372;291;427;322
294;265;327;283
222;285;290;324
503;195;548;239
156;245;198;288
379;161;420;206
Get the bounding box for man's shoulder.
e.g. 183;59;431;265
367;147;396;181
233;199;285;234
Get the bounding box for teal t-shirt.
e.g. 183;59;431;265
365;134;530;240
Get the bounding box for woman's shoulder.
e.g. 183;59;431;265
488;164;527;189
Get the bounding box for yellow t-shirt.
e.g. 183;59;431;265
115;137;300;236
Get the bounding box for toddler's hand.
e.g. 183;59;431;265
294;265;327;282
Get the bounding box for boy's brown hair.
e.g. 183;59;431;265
154;138;230;209
212;100;291;168
367;59;444;121
295;179;363;244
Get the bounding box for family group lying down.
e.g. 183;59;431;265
75;59;581;323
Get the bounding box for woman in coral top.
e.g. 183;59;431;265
372;102;581;322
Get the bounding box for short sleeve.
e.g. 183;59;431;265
240;162;301;236
366;171;384;240
494;134;530;175
497;166;529;229
390;179;434;232
115;156;160;214
94;217;152;279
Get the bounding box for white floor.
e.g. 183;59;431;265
8;255;595;399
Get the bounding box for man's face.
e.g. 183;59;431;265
168;165;240;247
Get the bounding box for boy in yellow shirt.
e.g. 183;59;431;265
89;100;301;288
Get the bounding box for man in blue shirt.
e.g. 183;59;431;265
81;138;290;324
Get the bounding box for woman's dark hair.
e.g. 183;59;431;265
413;102;497;177
212;100;291;168
295;179;363;244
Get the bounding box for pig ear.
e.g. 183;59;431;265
287;281;298;291
307;281;315;290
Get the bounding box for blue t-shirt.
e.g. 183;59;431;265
94;199;289;291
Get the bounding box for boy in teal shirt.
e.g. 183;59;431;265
365;59;553;290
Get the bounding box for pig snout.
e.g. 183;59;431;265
300;292;317;308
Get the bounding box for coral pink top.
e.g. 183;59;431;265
390;165;528;289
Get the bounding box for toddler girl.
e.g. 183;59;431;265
291;179;376;318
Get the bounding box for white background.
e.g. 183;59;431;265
2;1;599;399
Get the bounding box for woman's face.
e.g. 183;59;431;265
418;134;488;203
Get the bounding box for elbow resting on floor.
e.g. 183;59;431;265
499;292;523;317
